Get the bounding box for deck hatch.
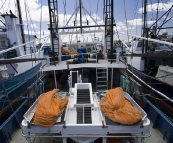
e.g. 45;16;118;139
77;107;92;124
77;89;90;104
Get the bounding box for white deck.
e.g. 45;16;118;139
10;122;167;143
41;59;126;71
21;91;150;143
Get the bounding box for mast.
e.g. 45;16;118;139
16;0;26;54
79;0;82;33
155;0;159;35
142;0;147;54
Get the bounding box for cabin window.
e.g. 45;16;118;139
1;41;6;47
137;42;143;47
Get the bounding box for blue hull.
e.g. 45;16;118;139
0;99;27;143
0;62;42;110
144;97;173;143
0;62;47;143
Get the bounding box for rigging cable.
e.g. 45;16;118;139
83;9;95;44
75;0;78;45
93;0;99;43
160;0;173;35
149;0;154;22
0;0;6;12
6;0;10;13
25;0;37;36
123;0;130;43
13;0;17;15
39;0;42;45
129;0;139;33
24;0;33;67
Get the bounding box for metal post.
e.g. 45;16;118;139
26;132;32;143
102;137;107;143
110;0;114;64
48;0;56;65
79;0;82;33
16;0;26;54
155;0;159;35
116;53;120;64
46;56;50;67
54;70;57;89
141;132;145;143
111;68;113;88
62;137;67;143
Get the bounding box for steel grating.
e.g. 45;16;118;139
77;89;90;104
77;107;92;124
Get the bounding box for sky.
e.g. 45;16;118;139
0;0;173;43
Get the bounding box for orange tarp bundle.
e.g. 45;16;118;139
62;49;71;55
100;87;142;125
34;89;68;128
70;50;77;55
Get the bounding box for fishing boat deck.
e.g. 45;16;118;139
21;89;150;143
10;122;167;143
41;59;126;72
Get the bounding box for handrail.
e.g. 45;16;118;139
0;35;50;55
127;68;173;103
94;95;105;127
22;130;151;138
118;32;173;46
35;36;50;57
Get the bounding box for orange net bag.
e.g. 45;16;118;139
70;50;77;55
34;89;68;128
100;87;142;125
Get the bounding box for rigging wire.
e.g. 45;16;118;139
93;0;99;42
6;0;10;13
160;0;173;35
39;0;42;45
129;0;139;33
75;0;78;45
89;0;91;15
123;0;130;43
24;0;32;55
63;0;66;26
0;0;6;13
25;0;37;36
13;0;17;15
83;8;95;44
149;0;154;21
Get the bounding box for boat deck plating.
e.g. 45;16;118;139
22;89;150;143
40;59;126;72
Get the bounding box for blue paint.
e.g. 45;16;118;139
143;97;173;143
77;46;86;63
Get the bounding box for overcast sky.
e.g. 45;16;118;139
0;0;173;43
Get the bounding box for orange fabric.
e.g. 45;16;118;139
101;44;104;52
61;46;70;55
100;87;142;125
70;50;77;55
34;89;68;128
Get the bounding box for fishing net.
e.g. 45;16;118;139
70;50;77;55
34;89;68;128
100;87;142;125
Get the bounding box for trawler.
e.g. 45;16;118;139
1;0;173;143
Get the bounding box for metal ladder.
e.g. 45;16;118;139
48;0;60;64
96;67;108;91
103;0;114;62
